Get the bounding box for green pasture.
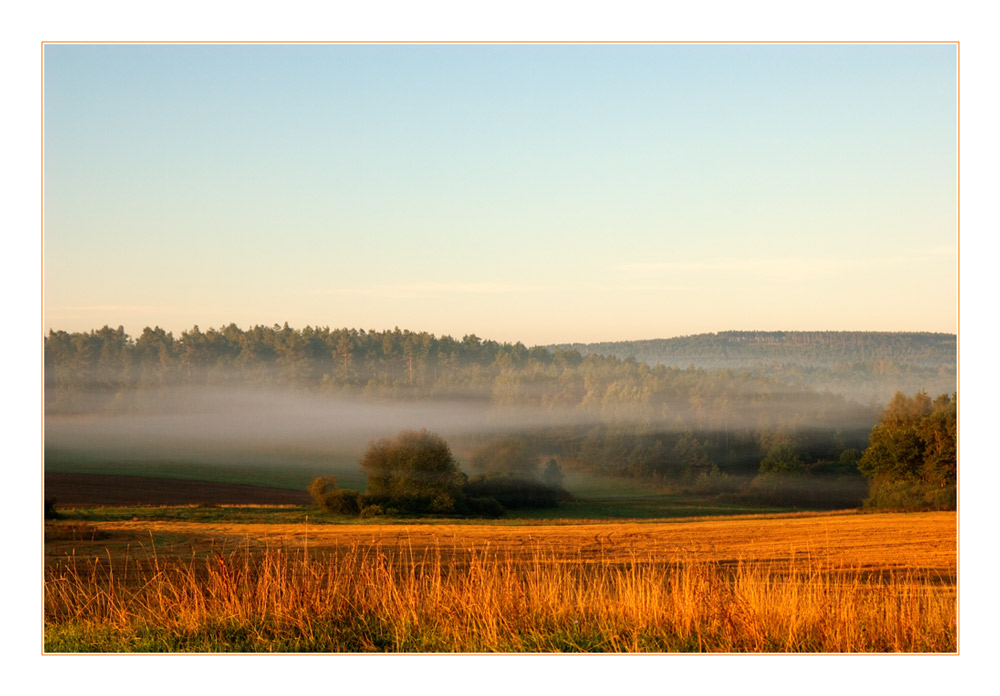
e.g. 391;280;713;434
46;458;790;523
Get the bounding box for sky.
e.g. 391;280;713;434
42;42;958;345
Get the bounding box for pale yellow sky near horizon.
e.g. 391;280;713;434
41;43;957;346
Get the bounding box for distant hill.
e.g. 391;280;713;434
547;331;957;405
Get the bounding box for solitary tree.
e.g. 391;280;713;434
361;429;465;513
542;457;565;489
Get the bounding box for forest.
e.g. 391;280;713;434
44;324;957;510
550;331;956;405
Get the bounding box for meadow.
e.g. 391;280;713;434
43;509;956;653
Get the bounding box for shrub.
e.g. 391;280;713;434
430;493;457;514
308;476;362;515
686;467;744;496
323;490;362;516
864;479;956;511
308;476;339;506
742;472;868;509
465;473;560;509
465;496;505;518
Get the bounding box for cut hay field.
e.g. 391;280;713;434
44;510;956;653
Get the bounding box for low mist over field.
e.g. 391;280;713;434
44;379;875;468
44;324;903;511
46;387;590;464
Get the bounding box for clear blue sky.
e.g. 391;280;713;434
43;43;957;345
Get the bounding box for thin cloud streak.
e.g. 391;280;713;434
617;258;834;274
616;258;840;284
51;305;163;312
614;254;949;282
914;246;958;258
316;282;552;299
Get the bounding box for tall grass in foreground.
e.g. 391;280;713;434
45;545;956;653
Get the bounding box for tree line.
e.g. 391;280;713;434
310;387;957;518
552;331;956;366
45;324;868;424
45;324;876;448
45;323;565;405
549;331;956;405
858;391;957;510
45;324;957;512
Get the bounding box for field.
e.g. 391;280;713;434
44;502;957;653
44;464;783;519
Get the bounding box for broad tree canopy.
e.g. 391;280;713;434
361;429;465;511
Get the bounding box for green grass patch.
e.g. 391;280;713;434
503;468;790;520
559;469;663;498
41;617;729;652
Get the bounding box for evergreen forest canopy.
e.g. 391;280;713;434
44;324;958;511
549;331;956;405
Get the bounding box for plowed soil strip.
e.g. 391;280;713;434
44;472;310;506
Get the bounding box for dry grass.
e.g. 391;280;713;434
43;511;956;653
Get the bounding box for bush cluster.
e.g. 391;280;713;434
309;429;568;519
465;474;561;509
863;479;956;511
857;391;957;510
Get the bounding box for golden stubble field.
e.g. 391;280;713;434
47;510;957;574
44;511;958;653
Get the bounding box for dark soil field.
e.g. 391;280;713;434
44;472;310;507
